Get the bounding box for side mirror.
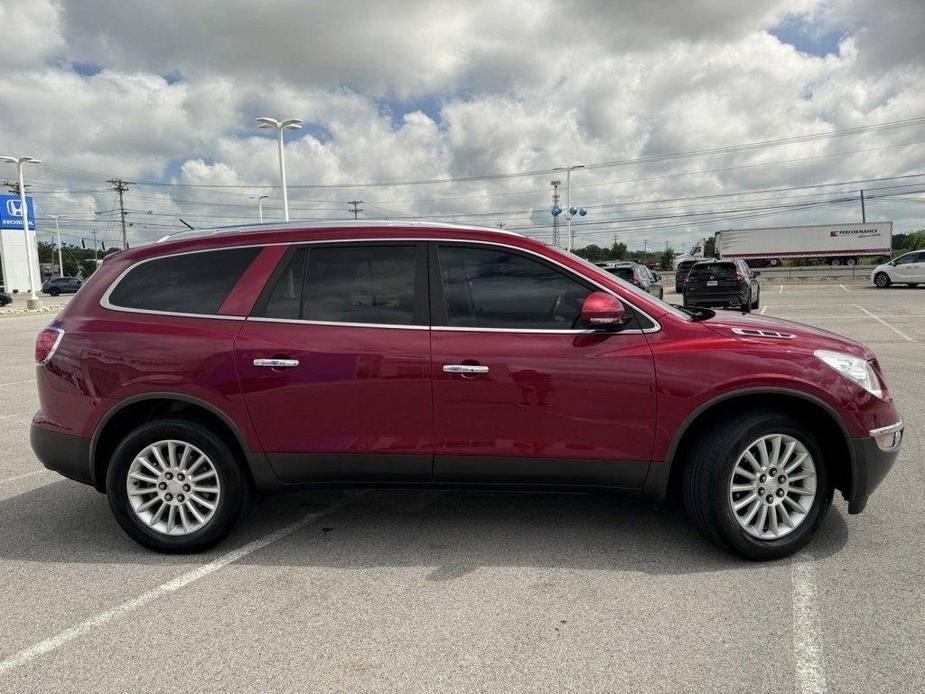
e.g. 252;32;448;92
580;291;628;328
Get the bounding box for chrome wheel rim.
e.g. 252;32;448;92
728;433;817;540
126;440;221;536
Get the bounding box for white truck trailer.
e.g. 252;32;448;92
715;221;892;267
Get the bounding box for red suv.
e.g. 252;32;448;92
30;223;903;558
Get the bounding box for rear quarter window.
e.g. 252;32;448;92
106;247;261;315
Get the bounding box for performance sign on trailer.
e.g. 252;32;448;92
716;222;892;262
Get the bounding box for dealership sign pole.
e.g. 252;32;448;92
0;156;41;308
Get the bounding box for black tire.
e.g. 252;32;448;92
48;287;60;296
106;417;251;553
874;272;891;288
682;410;833;560
751;287;760;310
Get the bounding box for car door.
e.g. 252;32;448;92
234;242;434;483
429;242;657;487
910;251;925;282
889;252;920;283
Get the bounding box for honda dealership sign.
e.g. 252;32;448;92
0;194;41;293
0;194;36;230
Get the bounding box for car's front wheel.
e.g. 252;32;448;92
47;287;60;296
874;272;891;288
683;410;832;560
106;418;251;553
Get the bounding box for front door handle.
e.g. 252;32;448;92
253;358;300;368
443;364;489;374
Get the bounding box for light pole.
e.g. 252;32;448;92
51;215;64;277
552;165;586;251
256;117;303;221
0;155;41;308
551;165;587;251
251;195;269;222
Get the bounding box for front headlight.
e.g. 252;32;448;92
814;349;883;399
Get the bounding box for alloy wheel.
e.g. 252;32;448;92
727;433;817;540
126;439;221;536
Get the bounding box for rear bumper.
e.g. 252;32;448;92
845;421;903;514
30;425;94;486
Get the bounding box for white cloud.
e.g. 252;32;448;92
0;0;922;252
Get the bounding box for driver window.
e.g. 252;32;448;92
437;245;592;329
895;253;918;265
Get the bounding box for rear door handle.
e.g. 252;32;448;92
253;358;300;368
443;364;489;374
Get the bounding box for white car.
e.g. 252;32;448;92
871;250;925;288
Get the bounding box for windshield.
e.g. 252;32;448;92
566;252;692;321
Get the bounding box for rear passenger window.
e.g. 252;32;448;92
107;247;260;315
258;245;418;325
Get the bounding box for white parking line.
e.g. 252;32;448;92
0;501;349;676
838;285;850;293
0;470;47;485
792;553;828;694
0;379;35;388
0;412;32;421
779;285;784;294
855;305;916;342
759;306;768;315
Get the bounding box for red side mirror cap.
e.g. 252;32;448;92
580;291;628;327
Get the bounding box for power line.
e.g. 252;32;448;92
39;114;925;191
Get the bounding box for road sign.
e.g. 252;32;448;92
0;194;36;230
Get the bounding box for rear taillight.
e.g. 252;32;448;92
35;327;64;365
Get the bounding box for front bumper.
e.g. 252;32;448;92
845;421;903;514
30;425;94;486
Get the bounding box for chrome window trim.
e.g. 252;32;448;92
248;316;429;331
100;237;662;334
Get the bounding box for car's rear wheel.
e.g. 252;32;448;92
683;410;832;560
874;272;891;288
48;287;60;296
751;287;760;309
106;418;251;553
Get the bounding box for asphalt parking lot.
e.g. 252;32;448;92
0;281;922;693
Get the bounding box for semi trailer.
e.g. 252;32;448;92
715;222;892;267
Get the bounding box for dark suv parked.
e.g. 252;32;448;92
683;259;760;311
41;276;83;296
605;261;663;299
674;259;699;293
31;223;901;559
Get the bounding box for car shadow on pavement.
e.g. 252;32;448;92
0;480;849;575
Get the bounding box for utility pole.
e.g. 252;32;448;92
348;200;364;220
91;229;99;259
1;180;29;195
52;215;64;277
107;178;134;249
860;189;866;223
550;179;561;247
497;221;505;229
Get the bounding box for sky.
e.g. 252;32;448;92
0;0;924;253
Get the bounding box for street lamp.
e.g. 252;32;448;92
0;155;41;308
551;165;586;252
256;117;303;221
251;194;270;223
51;215;65;277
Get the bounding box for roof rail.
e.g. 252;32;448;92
156;219;524;243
